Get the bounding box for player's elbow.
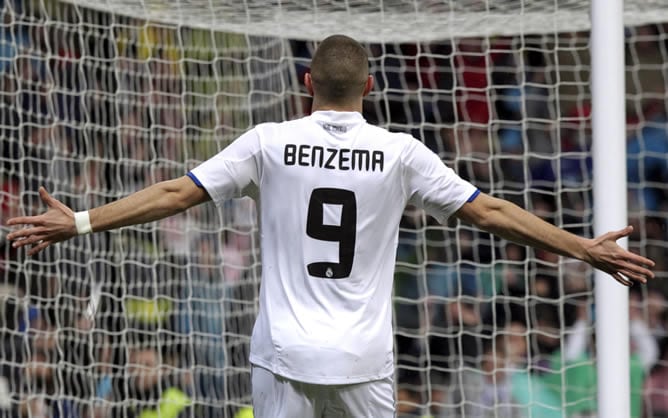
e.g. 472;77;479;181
158;177;208;213
471;207;504;232
455;193;505;231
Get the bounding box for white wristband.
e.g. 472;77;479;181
74;211;92;235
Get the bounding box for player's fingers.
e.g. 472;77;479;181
10;236;36;249
622;252;655;269
7;228;31;242
618;225;634;238
611;273;633;287
27;240;51;256
9;236;29;249
617;267;648;284
39;187;74;216
13;232;48;248
617;260;654;281
6;215;43;228
7;225;46;241
38;187;54;208
607;225;634;241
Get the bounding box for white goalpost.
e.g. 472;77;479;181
591;0;630;417
1;1;668;417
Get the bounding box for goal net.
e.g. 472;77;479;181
1;0;667;417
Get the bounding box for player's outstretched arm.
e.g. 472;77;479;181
454;192;655;287
6;176;210;256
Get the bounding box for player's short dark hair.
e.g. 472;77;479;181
310;34;369;104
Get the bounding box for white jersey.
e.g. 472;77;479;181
188;111;478;384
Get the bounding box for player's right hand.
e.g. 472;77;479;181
6;187;78;256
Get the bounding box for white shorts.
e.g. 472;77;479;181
251;365;395;418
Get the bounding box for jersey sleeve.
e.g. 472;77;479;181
401;138;479;223
187;128;262;206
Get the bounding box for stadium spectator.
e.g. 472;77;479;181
643;337;668;418
450;334;525;418
626;102;668;213
118;109;152;190
0;286;25;418
148;47;184;130
638;217;668;289
88;334;114;418
218;218;258;408
645;288;667;339
494;43;557;158
159;210;203;256
111;334;193;418
629;288;662;370
543;297;648;418
183;234;227;417
394;258;483;416
626;25;666;115
0;3;28;76
20;303;84;418
453;37;498;125
447;320;566;418
0;178;20;236
365;41;455;145
440;124;495;193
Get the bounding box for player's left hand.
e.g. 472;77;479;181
583;225;655;286
6;187;77;256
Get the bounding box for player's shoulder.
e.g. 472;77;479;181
356;121;414;146
253;116;312;138
363;124;424;156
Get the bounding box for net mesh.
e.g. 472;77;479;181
59;0;668;41
1;0;667;417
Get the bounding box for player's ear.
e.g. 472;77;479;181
362;75;374;97
304;72;315;96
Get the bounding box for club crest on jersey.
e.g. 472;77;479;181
284;144;384;172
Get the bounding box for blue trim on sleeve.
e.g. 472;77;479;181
186;172;204;188
467;189;481;202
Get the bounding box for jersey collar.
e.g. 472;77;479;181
310;110;366;124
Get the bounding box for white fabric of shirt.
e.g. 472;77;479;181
189;110;478;384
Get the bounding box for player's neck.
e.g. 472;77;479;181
311;98;363;114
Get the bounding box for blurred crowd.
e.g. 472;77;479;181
1;1;668;418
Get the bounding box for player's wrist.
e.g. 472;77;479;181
578;237;596;265
74;210;93;235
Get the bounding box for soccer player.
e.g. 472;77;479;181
6;35;655;417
